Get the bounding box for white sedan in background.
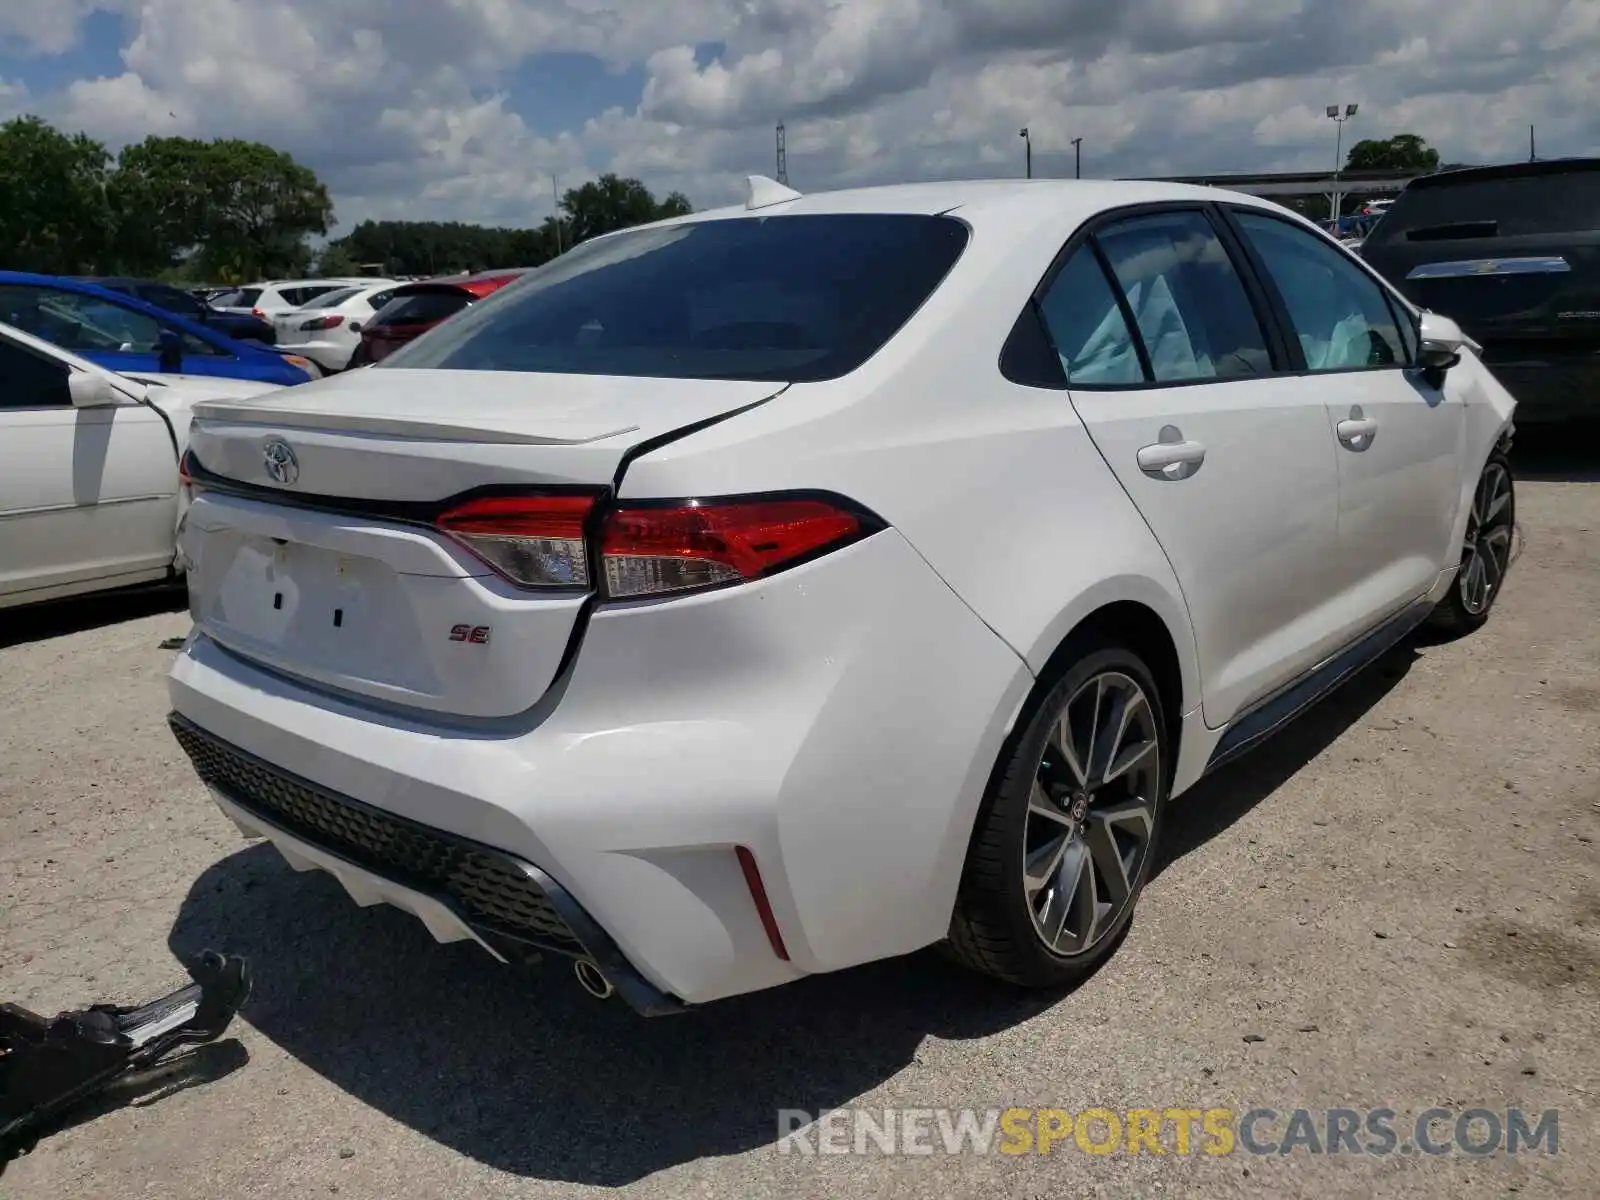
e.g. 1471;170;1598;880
270;282;405;374
0;320;280;609
167;176;1516;1014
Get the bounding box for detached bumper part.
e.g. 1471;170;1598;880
0;951;251;1160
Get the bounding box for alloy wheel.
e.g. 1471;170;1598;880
1022;670;1161;957
1459;461;1513;616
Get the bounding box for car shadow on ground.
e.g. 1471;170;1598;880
167;643;1421;1186
0;585;184;650
1154;643;1416;874
1509;420;1600;483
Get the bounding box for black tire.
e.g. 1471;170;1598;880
948;643;1170;988
1427;449;1515;640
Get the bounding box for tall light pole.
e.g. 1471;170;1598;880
552;174;562;255
1326;102;1358;220
1071;136;1083;179
1019;127;1032;179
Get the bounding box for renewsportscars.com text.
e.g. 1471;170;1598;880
776;1106;1559;1157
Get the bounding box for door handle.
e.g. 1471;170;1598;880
1136;430;1207;481
1336;415;1378;451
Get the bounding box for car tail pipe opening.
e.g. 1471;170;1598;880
573;957;615;1000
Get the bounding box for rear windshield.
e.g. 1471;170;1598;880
379;213;972;382
1370;170;1600;244
372;290;473;326
212;288;261;308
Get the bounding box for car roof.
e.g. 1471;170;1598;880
637;177;1288;246
1406;156;1600;190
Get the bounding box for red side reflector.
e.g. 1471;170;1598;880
735;846;790;961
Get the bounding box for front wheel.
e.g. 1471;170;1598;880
948;646;1169;988
1428;450;1515;638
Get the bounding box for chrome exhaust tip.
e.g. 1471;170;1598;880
573;957;615;1000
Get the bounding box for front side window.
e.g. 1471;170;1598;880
1095;210;1273;383
1233;211;1407;371
1035;247;1144;385
0;335;72;408
381;213;972;382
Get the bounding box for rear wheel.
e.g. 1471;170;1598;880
1428;451;1515;638
949;645;1168;987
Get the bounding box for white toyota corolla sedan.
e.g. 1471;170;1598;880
166;176;1516;1014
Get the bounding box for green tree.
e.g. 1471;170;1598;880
189;139;333;279
559;173;692;246
106;135;334;279
315;241;360;277
105;136;211;274
0;115;114;274
1345;133;1441;172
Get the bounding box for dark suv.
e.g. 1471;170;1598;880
1360;158;1600;422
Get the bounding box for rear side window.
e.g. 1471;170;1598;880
372;291;472;326
380;214;971;382
213;288;261;308
1371;170;1600;243
1232;212;1408;371
278;286;341;306
1094;211;1272;383
306;287;361;309
1036;247;1144;385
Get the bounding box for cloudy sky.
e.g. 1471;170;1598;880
1;1;1596;234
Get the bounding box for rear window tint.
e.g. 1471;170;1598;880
306;287;361;309
1371;171;1600;243
212;288;261;308
373;291;473;326
380;213;971;382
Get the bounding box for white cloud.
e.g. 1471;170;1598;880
15;0;1600;230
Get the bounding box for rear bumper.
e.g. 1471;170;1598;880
274;338;353;372
178;727;685;1015
167;529;1031;1007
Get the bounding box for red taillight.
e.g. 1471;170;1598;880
436;494;596;589
434;492;875;597
251;308;266;319
600;499;864;598
298;314;344;332
178;449;202;494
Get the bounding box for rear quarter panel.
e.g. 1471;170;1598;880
617;213;1204;914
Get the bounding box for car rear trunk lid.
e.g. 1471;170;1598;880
181;367;783;717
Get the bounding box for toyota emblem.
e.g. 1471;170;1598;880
262;437;299;486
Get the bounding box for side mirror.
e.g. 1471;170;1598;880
1417;311;1465;374
68;372;118;408
157;328;184;373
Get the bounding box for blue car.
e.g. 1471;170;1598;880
0;272;317;387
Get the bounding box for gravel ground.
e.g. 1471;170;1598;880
3;435;1597;1199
